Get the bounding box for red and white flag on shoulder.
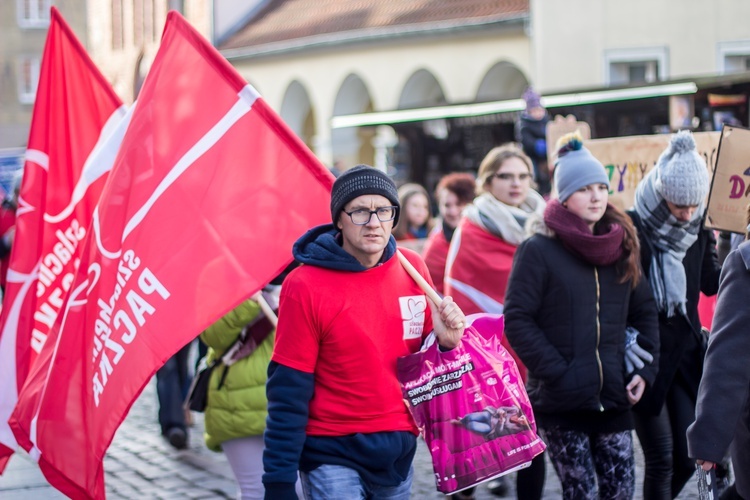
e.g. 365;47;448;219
0;7;126;473
10;11;333;499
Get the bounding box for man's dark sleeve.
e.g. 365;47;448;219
700;228;722;297
263;361;315;499
687;247;750;463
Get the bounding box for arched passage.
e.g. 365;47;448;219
475;61;529;102
331;74;374;169
395;70;448;184
280;80;315;149
398;69;447;109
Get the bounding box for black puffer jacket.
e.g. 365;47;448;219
504;232;659;416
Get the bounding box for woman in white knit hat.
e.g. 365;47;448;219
628;130;724;499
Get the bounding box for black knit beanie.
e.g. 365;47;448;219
330;164;400;226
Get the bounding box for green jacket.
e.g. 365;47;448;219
200;299;274;451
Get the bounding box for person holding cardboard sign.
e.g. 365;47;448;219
628;131;724;499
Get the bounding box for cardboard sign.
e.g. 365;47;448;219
546;115;591;165
584;132;721;211
705;125;750;233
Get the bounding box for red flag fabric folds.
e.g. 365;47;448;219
0;7;124;473
421;228;450;295
10;11;333;499
444;218;527;381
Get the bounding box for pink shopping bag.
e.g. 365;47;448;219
397;314;545;495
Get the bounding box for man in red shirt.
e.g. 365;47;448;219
263;164;466;499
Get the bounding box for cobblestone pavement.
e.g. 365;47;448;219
0;378;703;499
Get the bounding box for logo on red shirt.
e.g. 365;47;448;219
399;295;426;340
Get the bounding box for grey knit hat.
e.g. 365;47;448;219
655;131;709;206
330;165;400;225
553;133;610;202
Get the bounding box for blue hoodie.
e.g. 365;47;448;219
262;224;415;499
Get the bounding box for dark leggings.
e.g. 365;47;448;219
516;452;546;499
634;373;696;500
541;426;635;500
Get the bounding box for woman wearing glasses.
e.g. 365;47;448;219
443;143;546;500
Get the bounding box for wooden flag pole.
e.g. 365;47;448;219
396;250;443;307
252;291;278;327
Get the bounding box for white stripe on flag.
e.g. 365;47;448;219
444;277;505;314
25;149;49;171
121;86;257;242
0;263;40;453
44;105;131;224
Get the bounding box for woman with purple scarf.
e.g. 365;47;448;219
504;133;660;499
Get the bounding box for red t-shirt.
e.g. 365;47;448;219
272;249;434;437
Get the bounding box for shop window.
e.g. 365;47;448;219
724;55;750;72
604;48;668;86
17;0;52;28
609;61;659;85
18;56;40;104
718;41;750;74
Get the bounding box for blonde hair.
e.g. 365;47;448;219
476;143;534;196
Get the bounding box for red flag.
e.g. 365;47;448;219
444;219;527;380
0;7;125;472
10;11;334;498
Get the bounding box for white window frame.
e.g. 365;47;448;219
603;47;669;86
717;40;750;74
16;0;52;28
17;56;41;105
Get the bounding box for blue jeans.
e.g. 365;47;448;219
155;342;192;434
300;464;413;500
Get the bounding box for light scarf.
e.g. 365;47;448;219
464;190;546;246
633;168;704;317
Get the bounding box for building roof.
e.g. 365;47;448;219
220;0;528;55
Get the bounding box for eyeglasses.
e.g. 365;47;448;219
342;206;398;225
494;172;532;182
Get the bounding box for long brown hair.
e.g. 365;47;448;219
392;183;436;240
596;204;641;288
